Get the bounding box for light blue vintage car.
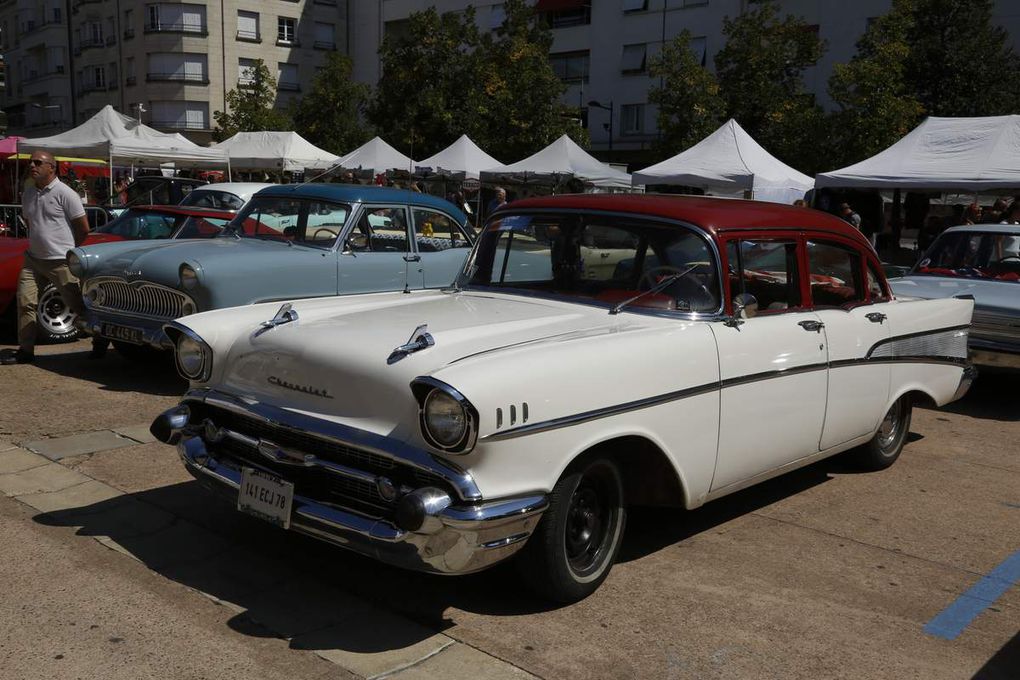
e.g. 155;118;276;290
890;224;1020;370
68;184;473;354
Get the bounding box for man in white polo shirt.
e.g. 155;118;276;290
1;150;90;365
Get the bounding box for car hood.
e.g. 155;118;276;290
891;275;1019;316
77;236;293;286
194;291;639;435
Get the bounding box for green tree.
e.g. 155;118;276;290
901;0;1020;116
827;4;924;167
212;59;289;141
714;1;826;171
466;0;583;161
647;30;726;157
291;53;372;155
367;7;481;158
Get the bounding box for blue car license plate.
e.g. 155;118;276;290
101;323;144;345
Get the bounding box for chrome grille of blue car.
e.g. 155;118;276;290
971;311;1020;344
85;278;194;320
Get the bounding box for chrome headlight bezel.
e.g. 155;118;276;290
411;378;478;454
67;251;84;278
170;325;212;382
179;263;200;291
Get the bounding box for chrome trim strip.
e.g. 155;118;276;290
830;356;969;368
183;388;482;501
865;324;971;358
718;362;828;389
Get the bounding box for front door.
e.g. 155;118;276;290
338;205;415;294
710;237;828;493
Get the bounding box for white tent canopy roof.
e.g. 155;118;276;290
481;134;632;188
815;115;1020;190
414;135;502;180
211;131;338;171
331;136;414;174
631;119;812;204
20;105;227;166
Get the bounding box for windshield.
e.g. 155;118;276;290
914;231;1020;283
96;209;232;240
461;213;721;313
227;195;351;247
179;189;246;211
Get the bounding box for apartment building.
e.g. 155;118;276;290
1;0;350;144
350;0;1020;160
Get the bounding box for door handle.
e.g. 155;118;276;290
866;312;887;324
403;254;421;262
798;320;825;332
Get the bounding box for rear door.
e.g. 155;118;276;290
338;204;414;294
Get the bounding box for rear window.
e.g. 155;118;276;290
180;190;245;211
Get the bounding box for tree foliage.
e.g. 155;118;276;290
714;1;826;172
647;30;726;156
291;53;371;156
212;59;290;142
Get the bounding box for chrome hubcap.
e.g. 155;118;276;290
877;401;902;452
38;286;76;336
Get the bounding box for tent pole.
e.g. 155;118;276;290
227;158;232;182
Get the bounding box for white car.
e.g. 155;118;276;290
178;182;274;211
150;195;975;602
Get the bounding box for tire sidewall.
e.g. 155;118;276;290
37;283;80;344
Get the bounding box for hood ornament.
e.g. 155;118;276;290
387;324;434;364
253;302;298;337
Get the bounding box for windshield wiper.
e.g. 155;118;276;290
609;263;700;315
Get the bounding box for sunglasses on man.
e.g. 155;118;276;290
30;159;54;166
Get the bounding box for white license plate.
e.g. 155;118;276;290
238;467;294;529
101;322;144;344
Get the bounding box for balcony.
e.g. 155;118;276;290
151;119;208;130
236;29;260;43
79;37;105;52
123;28;135;40
144;23;208;37
105;35;116;46
313;40;335;50
72;0;102;14
125;76;137;86
146;72;210;85
21;18;64;37
278;82;300;92
21;67;65;85
79;82;116;94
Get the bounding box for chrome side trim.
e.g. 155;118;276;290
183;388;482;501
866;325;970;360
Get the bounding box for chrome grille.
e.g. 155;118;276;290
87;278;194;320
971;311;1020;343
870;328;969;360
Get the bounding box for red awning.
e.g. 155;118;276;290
534;0;587;12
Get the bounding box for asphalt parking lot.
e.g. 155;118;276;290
0;338;1016;680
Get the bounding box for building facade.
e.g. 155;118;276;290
349;0;1020;160
0;0;350;144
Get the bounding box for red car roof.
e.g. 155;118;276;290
504;194;869;247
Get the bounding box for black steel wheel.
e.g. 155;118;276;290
517;456;626;603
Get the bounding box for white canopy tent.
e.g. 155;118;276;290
481;134;633;190
20;105;229;174
211;131;338;171
631;119;813;204
414;135;503;180
815;115;1020;190
330;136;414;175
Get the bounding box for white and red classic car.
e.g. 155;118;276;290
151;195;975;602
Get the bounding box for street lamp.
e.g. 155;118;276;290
587;99;613;154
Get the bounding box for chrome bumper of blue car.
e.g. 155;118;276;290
79;305;173;349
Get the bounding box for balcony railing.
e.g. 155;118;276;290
123;28;135;40
236;29;260;43
105;35;116;46
276;36;299;47
146;72;209;84
79;82;116;93
150;119;207;130
21;18;63;35
21;67;64;84
313;40;335;50
125;76;137;86
278;82;300;91
79;37;105;51
145;23;208;36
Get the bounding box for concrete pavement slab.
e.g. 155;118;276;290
0;447;49;474
113;424;158;444
102;517;230;570
17;479;124;513
294;625;454;680
0;462;91;497
24;430;137;460
65;441;193;494
390;642;537;680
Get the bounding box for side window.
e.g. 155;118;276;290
411;209;471;252
727;239;802;312
347;206;408;253
866;262;888;301
807;241;864;307
304;201;349;247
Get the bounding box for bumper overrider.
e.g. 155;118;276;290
150;389;548;575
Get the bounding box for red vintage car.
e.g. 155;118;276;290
0;205;236;343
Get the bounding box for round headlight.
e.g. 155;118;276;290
176;335;206;379
423;389;467;448
67;252;84;278
179;264;199;290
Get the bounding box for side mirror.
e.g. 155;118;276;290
726;293;758;327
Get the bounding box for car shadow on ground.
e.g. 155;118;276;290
931;370;1018;422
973;630;1019;680
28;346;186;396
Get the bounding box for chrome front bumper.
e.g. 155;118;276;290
80;304;173;349
154;397;547;575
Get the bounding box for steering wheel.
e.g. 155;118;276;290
997;255;1020;262
312;228;336;240
639;265;687;291
640;264;714;310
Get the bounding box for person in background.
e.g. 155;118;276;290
917;214;944;253
487;187;507;216
964;203;982;224
792;199;807;207
1;151;89;365
982;198;1008;223
839;202;862;230
999;198;1020;225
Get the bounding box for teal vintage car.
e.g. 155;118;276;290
68;184;472;354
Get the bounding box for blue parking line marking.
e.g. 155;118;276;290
923;550;1020;640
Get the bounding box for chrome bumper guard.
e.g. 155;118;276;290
81;303;174;349
951;364;979;402
152;396;547;575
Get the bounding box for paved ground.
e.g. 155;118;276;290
0;338;1016;679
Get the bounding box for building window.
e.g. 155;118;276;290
237;10;259;41
622;0;647;12
146;4;206;34
92;65;105;89
682;0;708;7
147;53;208;83
489;4;505;30
690;36;707;67
151;100;209;130
278;62;299;91
238;57;257;86
549;50;589;84
621;43;647;74
277;17;296;45
621;103;645;135
313;22;335;50
536;0;591;28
